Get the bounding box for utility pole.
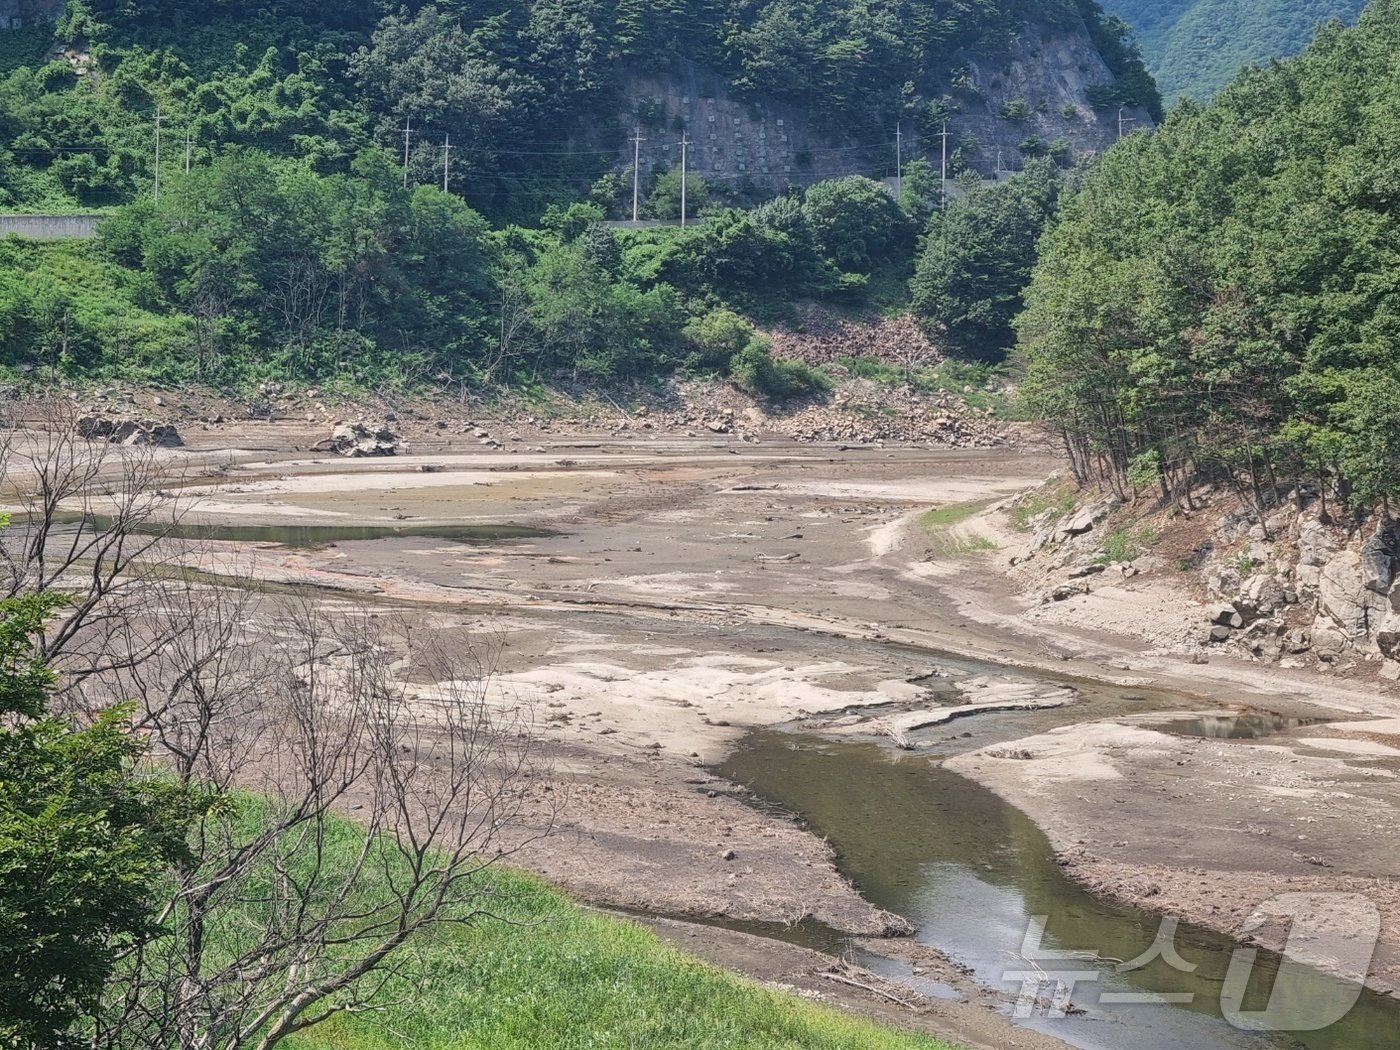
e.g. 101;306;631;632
441;133;453;193
940;120;949;211
679;131;691;226
183;128;192;174
401;115;412;188
153;107;163;202
995;146;1004;180
1118;106;1136;141
895;121;903;200
631;127;645;223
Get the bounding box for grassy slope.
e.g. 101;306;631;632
283;866;952;1050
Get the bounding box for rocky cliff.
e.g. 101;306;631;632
617;16;1152;191
0;0;61;28
1014;485;1400;682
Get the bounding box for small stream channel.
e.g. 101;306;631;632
719;729;1400;1050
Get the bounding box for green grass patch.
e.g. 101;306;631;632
242;814;955;1050
952;534;999;555
919;502;998;557
919;503;982;531
1094;524;1162;564
1008;480;1079;532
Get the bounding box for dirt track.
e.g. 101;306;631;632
28;416;1400;1046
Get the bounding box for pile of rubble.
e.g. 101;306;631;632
636;378;1008;449
766;308;939;368
312;422;400;458
76;414;183;447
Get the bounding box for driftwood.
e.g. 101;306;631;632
818;967;921;1010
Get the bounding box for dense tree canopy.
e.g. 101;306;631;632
911;159;1060;360
0;590;191;1047
0;0;1154;216
1018;0;1400;510
1105;0;1364;100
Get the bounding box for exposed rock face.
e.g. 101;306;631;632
1239;574;1285;617
1318;551;1389;640
1015;490;1400;678
1361;528;1396;594
0;0;62;27
616;23;1152;194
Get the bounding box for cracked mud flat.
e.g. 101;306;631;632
44;420;1400;1046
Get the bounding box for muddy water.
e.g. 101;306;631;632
720;730;1400;1050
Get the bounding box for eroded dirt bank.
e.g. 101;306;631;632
18;409;1400;1044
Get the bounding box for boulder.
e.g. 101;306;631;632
1377;608;1400;659
77;414;183;447
1239;574;1285;617
1298;519;1335;568
315;422;400;458
1296;563;1321;596
1207;625;1233;643
1312;625;1349;661
1209;604;1245;629
1361;530;1396;594
1068;563;1106;579
1207;568;1241;598
1318;550;1388;639
1241;619;1285;662
1285;628;1312;654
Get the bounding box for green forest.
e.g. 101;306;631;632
1105;0;1365;99
1018;0;1400;511
0;0;1146;394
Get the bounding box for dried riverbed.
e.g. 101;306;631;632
25;418;1400;1048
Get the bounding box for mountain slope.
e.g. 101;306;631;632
0;0;1157;216
1105;0;1366;99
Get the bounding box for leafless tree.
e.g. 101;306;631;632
0;397;549;1049
86;592;547;1050
0;396;189;674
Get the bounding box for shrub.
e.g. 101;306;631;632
730;338;831;401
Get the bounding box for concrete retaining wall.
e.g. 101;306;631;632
0;214;104;240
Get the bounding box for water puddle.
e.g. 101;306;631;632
28;514;554;549
1156;712;1318;740
719;730;1400;1050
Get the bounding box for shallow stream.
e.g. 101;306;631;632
720;729;1400;1050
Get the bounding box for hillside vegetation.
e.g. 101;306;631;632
0;0;1155;393
1105;0;1365;99
0;0;1155;215
1018;0;1400;513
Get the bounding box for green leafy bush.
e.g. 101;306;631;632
730;339;831;401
